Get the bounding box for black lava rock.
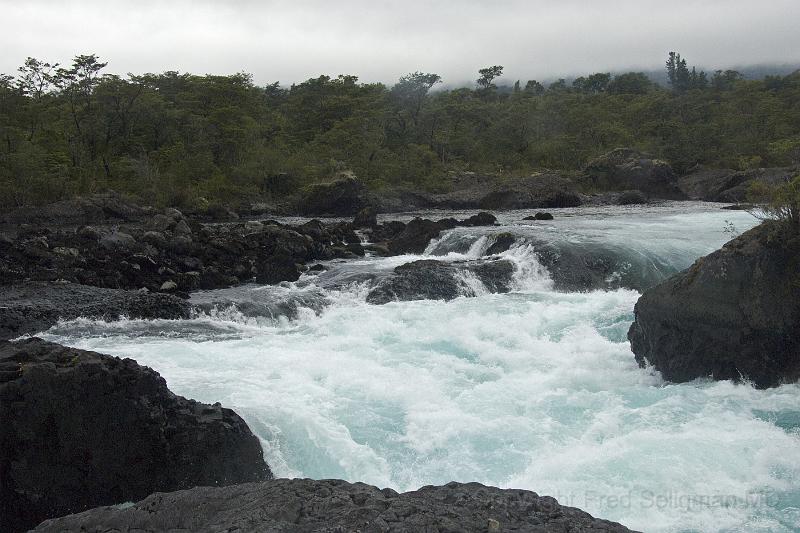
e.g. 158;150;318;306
33;479;637;533
0;338;271;533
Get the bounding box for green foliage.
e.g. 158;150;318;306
748;175;800;227
1;53;800;208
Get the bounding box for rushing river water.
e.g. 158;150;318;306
40;202;800;532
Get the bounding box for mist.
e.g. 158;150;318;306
2;0;799;85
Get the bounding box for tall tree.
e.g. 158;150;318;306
476;65;504;91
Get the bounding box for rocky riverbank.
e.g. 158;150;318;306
34;479;636;533
0;338;271;532
0;282;192;340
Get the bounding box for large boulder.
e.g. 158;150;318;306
0;282;193;341
584;148;685;199
0;338;271;533
479;174;583;209
386;218;446;254
366;259;514;304
628;222;800;388
677;166;799;202
33;479;636;533
296;176;370;216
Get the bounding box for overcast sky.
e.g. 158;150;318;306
2;0;799;86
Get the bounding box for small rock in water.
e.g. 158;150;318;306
463;212;497;226
160;280;178;291
524;212;554;220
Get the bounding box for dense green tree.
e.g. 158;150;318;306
476;65;504;90
607;72;653;94
1;53;799;208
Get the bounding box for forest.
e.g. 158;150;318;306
1;52;798;208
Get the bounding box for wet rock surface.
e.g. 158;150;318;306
0;338;271;533
0;207;362;293
379;213;496;255
33;479;636;533
628;222;800;388
366;259;514;304
0;282;193;341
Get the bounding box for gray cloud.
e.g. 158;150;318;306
1;0;798;86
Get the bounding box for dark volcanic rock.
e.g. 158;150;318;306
383;213;500;255
296;175;370;216
366;259;514;304
486;232;517;255
584;148;685;199
478;174;582;209
386;218;445;255
0;192;147;227
628;222;800;388
33;479;636;533
0;338;271;533
463;211;497;226
616;190;648;205
0;204;361;292
0;282;193;341
374;173;582;211
677;166;799;202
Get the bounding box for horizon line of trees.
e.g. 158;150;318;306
1;52;799;208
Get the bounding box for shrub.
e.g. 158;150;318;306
748;175;800;227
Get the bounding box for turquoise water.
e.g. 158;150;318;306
40;203;800;532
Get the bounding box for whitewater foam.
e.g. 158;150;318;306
38;204;800;532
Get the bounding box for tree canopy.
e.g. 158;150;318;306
1;53;799;207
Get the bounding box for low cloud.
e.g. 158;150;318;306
1;0;798;85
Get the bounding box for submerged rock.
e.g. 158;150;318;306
628;222;800;388
0;338;271;533
33;479;636;533
0;282;193;341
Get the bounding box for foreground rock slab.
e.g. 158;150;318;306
0;282;192;340
34;478;637;533
0;338;271;533
628;222;800;388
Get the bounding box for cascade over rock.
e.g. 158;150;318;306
366;259;514;304
628;222;800;388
